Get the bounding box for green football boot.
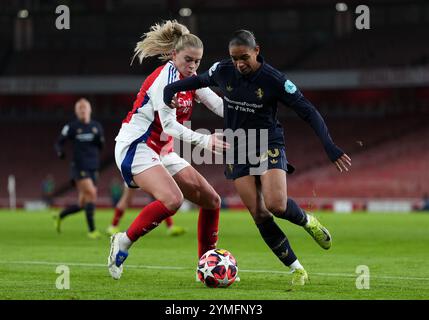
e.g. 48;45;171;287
167;225;187;236
53;214;62;234
303;214;332;250
291;268;309;286
88;230;101;239
106;225;120;236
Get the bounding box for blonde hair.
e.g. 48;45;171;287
132;20;203;64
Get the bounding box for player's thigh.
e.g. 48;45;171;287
172;165;220;209
233;175;271;223
133;165;183;211
260;169;287;214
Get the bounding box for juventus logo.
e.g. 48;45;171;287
255;88;264;99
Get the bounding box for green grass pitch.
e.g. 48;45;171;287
0;209;428;300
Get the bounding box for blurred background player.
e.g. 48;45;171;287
164;30;352;286
421;193;429;211
106;186;186;236
109;177;123;207
54;98;105;239
108;20;228;280
41;174;55;208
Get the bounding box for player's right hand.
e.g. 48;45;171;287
207;133;230;154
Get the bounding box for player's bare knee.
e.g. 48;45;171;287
117;201;126;211
162;192;184;212
85;188;97;202
206;193;221;210
266;200;287;217
213;194;221;209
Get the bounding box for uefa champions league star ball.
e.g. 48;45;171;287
197;249;238;288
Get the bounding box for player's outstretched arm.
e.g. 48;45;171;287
291;95;352;171
291;96;352;171
278;79;351;171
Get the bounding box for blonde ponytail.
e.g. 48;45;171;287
132;20;203;64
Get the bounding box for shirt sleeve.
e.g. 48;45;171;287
195;87;224;118
277;76;344;162
151;64;178;111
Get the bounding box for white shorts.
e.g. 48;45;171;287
115;140;190;188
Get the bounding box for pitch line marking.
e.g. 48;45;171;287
2;260;429;281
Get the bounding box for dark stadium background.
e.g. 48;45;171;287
1;0;428;213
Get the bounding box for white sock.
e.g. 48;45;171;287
118;232;133;252
289;259;304;271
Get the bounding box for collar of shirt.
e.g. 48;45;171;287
234;55;265;83
168;60;189;80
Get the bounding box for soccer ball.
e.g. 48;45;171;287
197;248;238;288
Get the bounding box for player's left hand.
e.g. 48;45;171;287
334;153;351;172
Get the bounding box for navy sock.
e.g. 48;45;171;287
59;204;81;219
256;216;297;267
84;202;96;232
279;198;308;226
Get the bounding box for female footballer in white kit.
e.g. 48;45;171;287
108;20;229;280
